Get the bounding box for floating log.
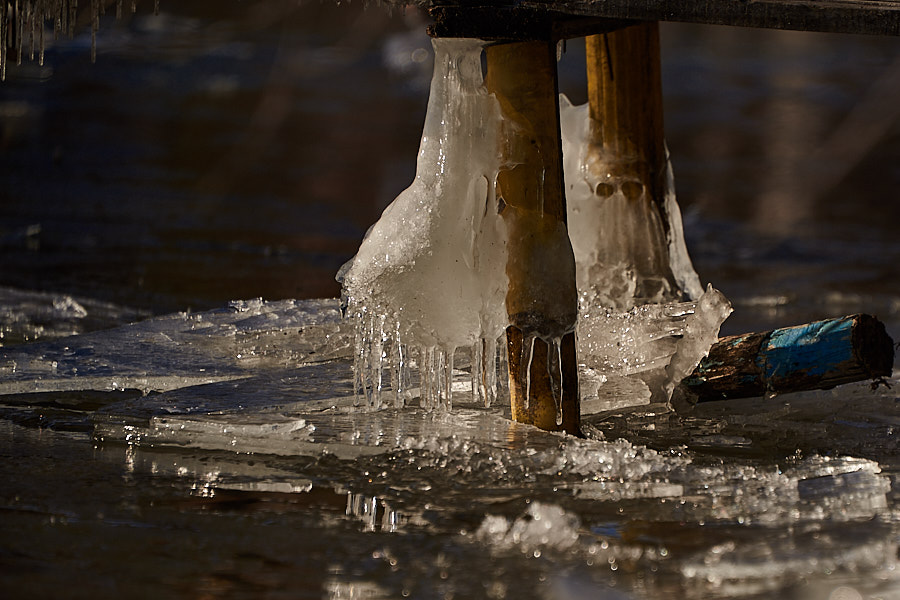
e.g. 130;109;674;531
681;314;895;402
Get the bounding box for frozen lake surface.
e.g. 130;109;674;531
2;294;899;599
1;2;900;599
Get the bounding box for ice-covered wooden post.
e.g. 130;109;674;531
582;22;682;303
484;41;581;435
586;23;667;200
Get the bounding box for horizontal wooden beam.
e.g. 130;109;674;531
415;0;900;39
427;8;633;40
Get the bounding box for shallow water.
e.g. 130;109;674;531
1;3;900;599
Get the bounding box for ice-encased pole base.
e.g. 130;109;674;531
484;40;581;435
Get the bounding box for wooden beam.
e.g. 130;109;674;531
421;0;900;39
427;8;634;40
682;314;895;402
484;40;581;435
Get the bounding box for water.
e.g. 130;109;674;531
2;3;900;599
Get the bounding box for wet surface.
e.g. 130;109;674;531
1;3;900;599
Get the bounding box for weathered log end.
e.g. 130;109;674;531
853;313;896;378
682;314;895;402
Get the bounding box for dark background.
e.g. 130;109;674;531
1;0;899;339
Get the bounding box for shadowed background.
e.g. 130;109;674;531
1;0;899;340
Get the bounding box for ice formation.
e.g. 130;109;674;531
561;95;731;404
0;286;148;346
560;96;704;311
0;0;147;78
0;297;352;396
339;38;511;411
474;502;581;554
341;39;730;413
577;286;732;404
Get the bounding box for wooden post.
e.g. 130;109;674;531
586;22;666;203
584;23;681;303
484;41;581;435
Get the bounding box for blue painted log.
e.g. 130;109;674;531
682;314;894;402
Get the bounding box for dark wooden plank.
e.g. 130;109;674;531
414;0;900;38
681;314;895;402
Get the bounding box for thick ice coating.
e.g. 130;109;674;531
341;40;730;412
560;95;703;312
339;38;510;410
560;95;731;404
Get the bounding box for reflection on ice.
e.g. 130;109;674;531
345;492;405;533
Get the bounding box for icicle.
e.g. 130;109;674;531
524;336;535;410
554;339;564;426
426;346;437;411
419;345;433;411
54;0;62;42
1;1;7;81
28;1;34;62
38;1;44;66
443;348;455;411
389;321;404;408
67;0;76;39
400;332;412;407
91;0;98;63
435;349;445;410
471;340;484;406
373;313;386;410
115;0;122;19
542;338;564;426
351;312;365;407
16;0;24;67
485;335;498;407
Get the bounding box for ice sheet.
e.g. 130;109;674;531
1;297;898;599
0;286;148;346
0;297;352;395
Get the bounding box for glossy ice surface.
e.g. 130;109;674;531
1;3;900;599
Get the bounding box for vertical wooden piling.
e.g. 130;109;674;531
484;41;581;435
584;22;681;302
585;22;667;204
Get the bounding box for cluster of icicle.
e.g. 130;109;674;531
339;39;511;412
0;0;159;79
341;38;731;411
